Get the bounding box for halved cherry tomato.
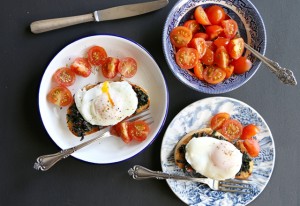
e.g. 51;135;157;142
227;37;245;59
243;138;260;157
194;6;211;25
240;124;259;140
205;5;226;25
205;41;217;51
193;32;209;40
47;86;73;107
201;48;214;65
203;66;226;84
221;19;238;39
210;112;231;130
221;119;243;141
222;65;234;79
175;47;199;69
112;122;132;144
70;57;92;77
213;37;230;47
52;67;76;87
205;25;223;40
231;56;252;74
193;60;204;80
87;46;107;66
117;57;138;78
214;46;229;69
170;26;193;48
188;37;207;59
102;57;119;79
183;20;200;35
128;120;150;142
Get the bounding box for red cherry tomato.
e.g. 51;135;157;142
231;56;252;74
227;37;245;59
175;47;199;69
205;5;226;25
102;57;119;79
194;6;211;25
243;138;260;157
170;26;193;48
70;57;92;77
183;20;200;35
128;120;150;142
117;57;138;78
52;67;76;87
222;65;234;79
193;32;209;40
193;60;204;80
213;37;230;47
203;66;226;84
205;41;217;51
188;37;207;59
112;122;132;144
210;112;231;130
221;119;243;141
87;46;107;66
205;25;223;40
221;19;238;39
240;124;259;140
214;46;229;69
201;48;214;65
47;86;73;107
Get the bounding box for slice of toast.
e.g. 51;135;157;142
66;81;150;139
174;128;254;180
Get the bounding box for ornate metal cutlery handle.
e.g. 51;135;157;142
244;43;297;85
128;165;202;181
34;129;111;171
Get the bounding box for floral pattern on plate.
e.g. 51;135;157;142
161;97;274;205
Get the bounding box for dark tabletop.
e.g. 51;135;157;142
1;0;300;205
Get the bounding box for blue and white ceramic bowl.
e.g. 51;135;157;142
161;97;275;205
162;0;266;94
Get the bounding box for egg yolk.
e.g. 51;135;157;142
211;142;238;169
101;81;115;107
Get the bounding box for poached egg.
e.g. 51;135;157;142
185;137;243;180
74;81;138;126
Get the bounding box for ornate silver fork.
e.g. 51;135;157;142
128;165;252;193
34;110;153;171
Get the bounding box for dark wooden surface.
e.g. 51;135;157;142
1;0;300;205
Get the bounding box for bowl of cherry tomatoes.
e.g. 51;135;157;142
162;0;266;94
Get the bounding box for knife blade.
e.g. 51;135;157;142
30;0;169;34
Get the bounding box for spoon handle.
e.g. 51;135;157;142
244;43;297;85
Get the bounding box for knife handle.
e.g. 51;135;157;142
30;13;95;34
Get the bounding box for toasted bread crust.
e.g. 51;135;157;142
66;81;150;138
174;128;254;179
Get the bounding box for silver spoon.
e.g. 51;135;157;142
242;39;297;86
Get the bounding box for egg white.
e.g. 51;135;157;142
74;81;138;126
185;137;242;180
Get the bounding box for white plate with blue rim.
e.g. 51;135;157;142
162;0;267;94
161;97;275;205
39;34;169;164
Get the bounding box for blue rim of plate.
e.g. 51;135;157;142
38;34;169;164
162;0;267;94
160;97;275;205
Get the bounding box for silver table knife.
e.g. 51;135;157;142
30;0;169;34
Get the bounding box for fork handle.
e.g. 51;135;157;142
128;165;207;183
244;43;297;85
34;129;111;171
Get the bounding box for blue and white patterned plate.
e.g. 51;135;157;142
162;0;267;94
161;97;275;205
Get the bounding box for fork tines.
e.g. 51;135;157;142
219;180;252;194
127;109;153;125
